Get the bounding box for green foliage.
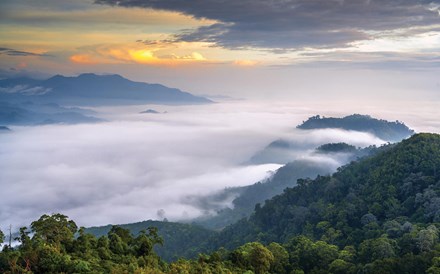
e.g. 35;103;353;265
0;213;166;273
31;213;77;248
267;242;289;273
315;142;357;154
230;242;274;274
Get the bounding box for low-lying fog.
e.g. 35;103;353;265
1;100;439;230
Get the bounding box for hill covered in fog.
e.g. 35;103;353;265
298;114;414;142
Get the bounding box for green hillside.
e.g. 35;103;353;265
204;133;440;272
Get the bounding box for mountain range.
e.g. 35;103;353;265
0;73;212;106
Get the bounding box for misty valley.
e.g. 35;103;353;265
3;0;440;272
1;73;440;273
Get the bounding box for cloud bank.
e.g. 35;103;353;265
1;101;439;231
0;102;289;229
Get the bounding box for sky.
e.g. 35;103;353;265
1;0;439;100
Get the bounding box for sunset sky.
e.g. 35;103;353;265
1;0;439;100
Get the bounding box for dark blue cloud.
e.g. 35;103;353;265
95;0;440;50
0;47;50;57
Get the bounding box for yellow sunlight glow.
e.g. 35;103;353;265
129;49;156;63
70;43;209;66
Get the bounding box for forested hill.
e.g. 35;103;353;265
206;133;440;269
297;114;415;142
0;73;212;106
85;220;216;261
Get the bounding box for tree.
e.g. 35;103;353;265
329;259;356;274
286;236;339;272
417;225;439;252
0;229;4;245
231;242;274;274
427;257;440;274
31;213;78;247
267;242;289;274
359;237;397;263
134;227;163;257
250;243;274;274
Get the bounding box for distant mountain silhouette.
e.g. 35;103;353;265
0;73;212;105
140;109;160;114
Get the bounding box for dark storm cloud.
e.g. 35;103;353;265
95;0;440;49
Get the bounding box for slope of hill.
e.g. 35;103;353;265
0;73;212;105
212;133;440;251
194;159;337;230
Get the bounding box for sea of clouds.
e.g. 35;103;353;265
1;100;438;231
